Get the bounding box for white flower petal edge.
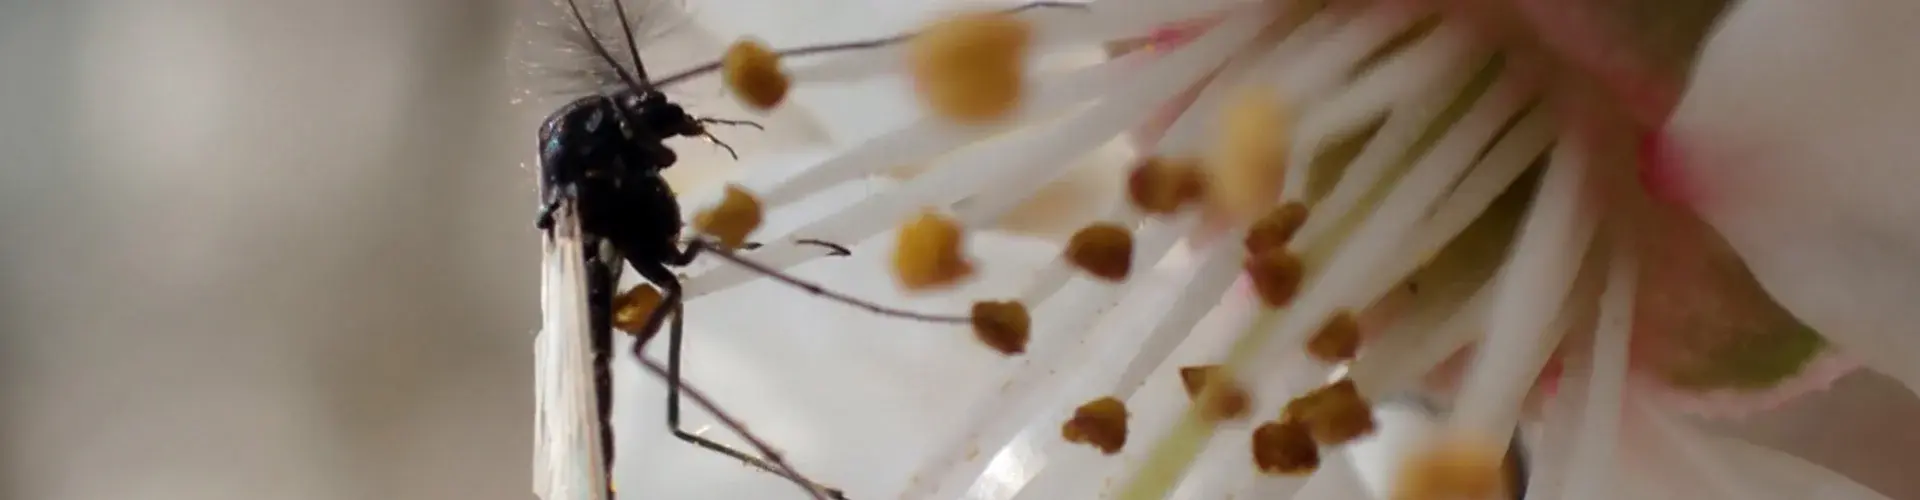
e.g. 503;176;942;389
1664;0;1920;395
1619;395;1896;500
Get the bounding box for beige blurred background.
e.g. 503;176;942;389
0;1;1916;499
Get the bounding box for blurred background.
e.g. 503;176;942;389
0;1;1915;499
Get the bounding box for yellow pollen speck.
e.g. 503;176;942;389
691;184;763;249
1393;434;1507;500
721;38;789;110
893;209;975;291
611;285;664;335
1209;88;1292;222
907;11;1032;124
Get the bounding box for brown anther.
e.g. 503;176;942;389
1243;202;1309;254
611;285;664;335
1210;88;1292;221
1061;396;1129;454
1177;365;1219;399
721;38;789;110
1177;365;1250;422
1306;311;1361;362
1126;156;1208;214
1281;379;1376;445
691;184;764;249
970;300;1031;355
1065;223;1134;281
907;11;1032;124
1251;419;1320;475
1392;436;1506;500
893;210;975;291
1243;249;1304;308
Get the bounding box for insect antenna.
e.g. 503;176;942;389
560;0;649;93
606;0;654;89
648;1;1088;89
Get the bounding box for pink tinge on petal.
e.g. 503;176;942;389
1637;130;1695;207
1636;353;1860;419
1145;21;1212;49
1120;16;1227;151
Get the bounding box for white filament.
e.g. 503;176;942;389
1149;5;1316;156
1347;278;1494;398
1289;23;1479;178
1290;22;1482;206
899;213;1194;500
1175;354;1325;500
1450;132;1600;440
1353;107;1556;306
1242;76;1531;392
1006;241;1247;500
956;10;1273;225
1106;240;1245;397
764;49;1155;206
1287;61;1473;238
1559;240;1638;500
1272;1;1426;104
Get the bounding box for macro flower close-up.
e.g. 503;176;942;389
5;0;1917;499
612;0;1920;498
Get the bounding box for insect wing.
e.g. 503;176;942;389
533;202;611;500
515;0;691;102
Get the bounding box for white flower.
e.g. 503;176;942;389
641;0;1920;499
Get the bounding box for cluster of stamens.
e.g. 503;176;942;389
683;1;1613;496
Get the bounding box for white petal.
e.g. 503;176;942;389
1664;0;1920;395
1701;438;1896;500
1622;397;1893;500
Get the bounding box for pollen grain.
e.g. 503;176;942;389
893;209;975;291
1061;396;1129;455
692;184;764;250
907;11;1032;124
721;38;789;110
970;300;1031;355
1065;223;1135;282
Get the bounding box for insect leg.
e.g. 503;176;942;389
688;239;852;257
628;263;849;499
681;239;971;323
790;239;851;257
